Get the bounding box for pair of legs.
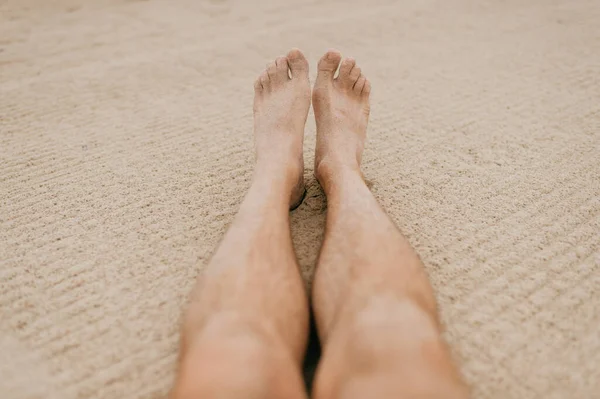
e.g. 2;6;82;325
171;49;468;398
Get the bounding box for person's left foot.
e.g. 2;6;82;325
253;48;311;209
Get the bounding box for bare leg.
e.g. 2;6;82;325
171;49;311;399
311;50;469;399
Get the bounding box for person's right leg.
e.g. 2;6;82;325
310;50;469;399
170;49;311;399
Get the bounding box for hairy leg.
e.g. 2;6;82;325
311;50;469;399
171;49;312;399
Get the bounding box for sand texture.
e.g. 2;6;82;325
1;0;599;398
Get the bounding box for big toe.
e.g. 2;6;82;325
317;49;342;80
287;48;309;79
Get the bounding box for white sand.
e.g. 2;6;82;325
1;0;599;398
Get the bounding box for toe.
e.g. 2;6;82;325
346;65;362;88
353;75;366;94
275;56;290;81
254;76;263;92
338;57;356;80
260;70;270;89
266;61;277;80
317;49;342;79
287;48;309;79
362;79;371;96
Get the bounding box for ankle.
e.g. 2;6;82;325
255;156;303;186
314;157;362;191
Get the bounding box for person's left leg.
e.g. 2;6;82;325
309;50;468;399
170;49;311;399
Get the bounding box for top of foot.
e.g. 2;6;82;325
312;49;371;184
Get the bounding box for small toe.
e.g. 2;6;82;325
260;71;270;88
275;56;290;81
254;76;263;91
353;75;366;93
362;79;371;96
317;49;342;79
287;48;309;79
338;57;356;79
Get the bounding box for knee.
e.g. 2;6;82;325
336;296;441;354
172;314;306;399
315;373;469;399
313;299;467;399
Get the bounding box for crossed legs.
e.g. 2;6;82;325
171;49;468;399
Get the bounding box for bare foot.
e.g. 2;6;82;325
312;49;371;187
253;48;311;209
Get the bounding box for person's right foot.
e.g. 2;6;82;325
312;49;371;185
253;48;311;209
